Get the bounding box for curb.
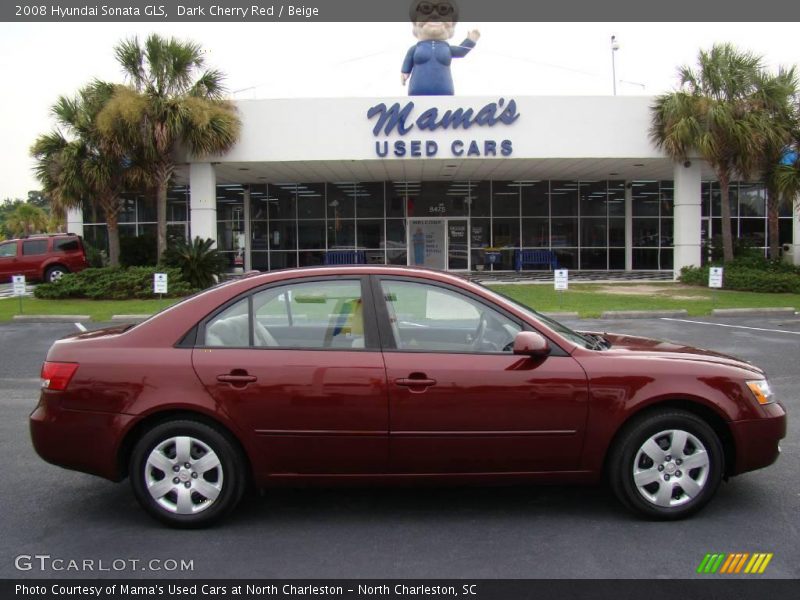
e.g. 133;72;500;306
110;314;152;323
710;307;797;317
600;309;689;319
12;315;91;322
541;312;580;319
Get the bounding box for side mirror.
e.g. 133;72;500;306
513;331;550;357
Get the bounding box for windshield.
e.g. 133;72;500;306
474;283;603;350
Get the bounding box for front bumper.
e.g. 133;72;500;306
30;391;137;481
729;402;787;475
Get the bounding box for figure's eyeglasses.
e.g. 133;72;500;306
416;2;455;17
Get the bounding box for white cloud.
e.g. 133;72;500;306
1;21;798;199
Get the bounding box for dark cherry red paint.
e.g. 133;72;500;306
30;266;786;513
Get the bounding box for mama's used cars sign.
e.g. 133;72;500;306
367;98;519;158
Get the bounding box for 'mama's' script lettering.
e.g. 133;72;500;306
367;98;520;137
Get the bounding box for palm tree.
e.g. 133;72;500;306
775;143;800;251
5;203;49;237
98;34;241;259
31;81;137;267
651;44;767;263
752;69;799;259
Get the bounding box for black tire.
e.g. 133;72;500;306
44;265;68;283
608;409;724;520
129;420;246;528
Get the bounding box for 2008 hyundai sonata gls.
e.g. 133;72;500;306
30;266;786;526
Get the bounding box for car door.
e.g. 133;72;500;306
191;276;389;475
20;239;49;279
0;241;20;282
373;276;589;474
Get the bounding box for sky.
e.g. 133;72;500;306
1;21;799;200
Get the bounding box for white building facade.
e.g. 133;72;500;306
69;95;800;276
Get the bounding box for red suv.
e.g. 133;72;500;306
0;234;88;283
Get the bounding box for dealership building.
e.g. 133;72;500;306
66;95;799;276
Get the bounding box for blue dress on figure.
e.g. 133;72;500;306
401;38;476;96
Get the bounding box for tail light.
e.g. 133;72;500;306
41;362;79;391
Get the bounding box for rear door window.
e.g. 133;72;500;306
252;280;366;349
22;240;48;255
202;279;370;350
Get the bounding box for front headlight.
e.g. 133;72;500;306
746;379;775;405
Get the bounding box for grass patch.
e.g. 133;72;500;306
2;282;799;322
489;283;800;318
0;297;179;322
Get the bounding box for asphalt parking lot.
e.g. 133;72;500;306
0;316;798;579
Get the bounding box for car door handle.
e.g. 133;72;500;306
395;377;437;387
217;372;257;386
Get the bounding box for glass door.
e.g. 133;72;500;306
447;219;469;270
407;218;446;270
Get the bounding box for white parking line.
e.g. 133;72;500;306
661;318;800;336
74;322;87;332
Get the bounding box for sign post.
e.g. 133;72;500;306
554;269;569;309
12;275;26;314
153;272;168;302
708;267;723;305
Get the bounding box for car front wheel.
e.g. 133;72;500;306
609;409;724;520
129;420;246;527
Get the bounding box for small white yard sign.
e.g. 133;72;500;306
554;269;569;291
153;273;168;295
12;275;26;296
708;267;723;289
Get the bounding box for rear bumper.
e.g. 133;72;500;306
729;403;787;475
29;392;136;481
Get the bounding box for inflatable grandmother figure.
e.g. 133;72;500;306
401;0;480;96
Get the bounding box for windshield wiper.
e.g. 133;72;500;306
581;332;611;351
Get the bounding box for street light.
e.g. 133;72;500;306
611;35;619;96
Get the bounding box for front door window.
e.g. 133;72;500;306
381;279;520;353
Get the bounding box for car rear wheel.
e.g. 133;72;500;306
129;420;246;528
45;265;68;283
608;409;723;520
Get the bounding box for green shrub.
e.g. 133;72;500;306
703;235;764;263
120;233;157;267
722;269;800;293
34;266;197;300
679;265;709;286
680;263;800;293
82;241;106;268
161;236;224;289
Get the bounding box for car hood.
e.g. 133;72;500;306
589;332;765;377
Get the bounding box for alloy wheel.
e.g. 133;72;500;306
144;436;224;515
632;429;710;508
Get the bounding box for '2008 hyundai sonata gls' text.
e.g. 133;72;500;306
30;266;786;526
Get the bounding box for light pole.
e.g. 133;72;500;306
611;35;619;96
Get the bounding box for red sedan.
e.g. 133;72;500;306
30;266;786;527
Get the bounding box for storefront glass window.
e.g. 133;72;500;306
521;181;549;217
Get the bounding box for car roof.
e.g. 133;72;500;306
9;233;77;241
233;265;471;286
